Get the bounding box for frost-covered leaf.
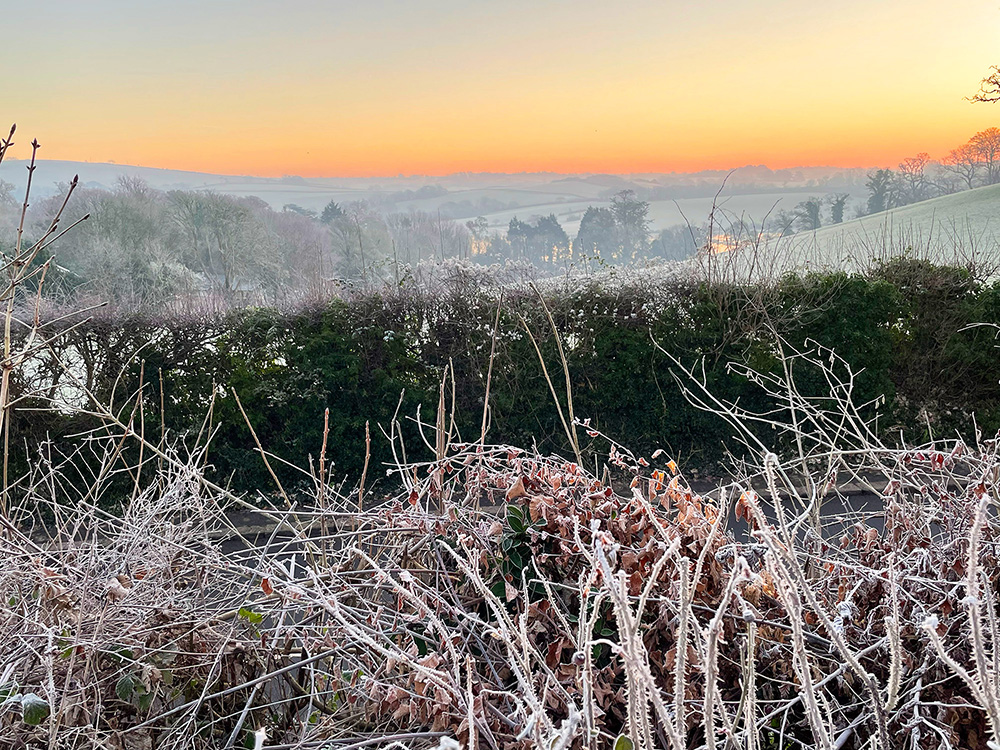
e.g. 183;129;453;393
21;693;49;726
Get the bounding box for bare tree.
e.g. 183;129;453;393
897;152;932;203
971;65;1000;103
942;142;981;189
970;127;1000;185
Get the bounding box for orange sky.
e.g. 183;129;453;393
8;0;1000;177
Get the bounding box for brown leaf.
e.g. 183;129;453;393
506;476;527;501
505;582;519;602
621;551;639;571
628;570;643;596
529;495;554;523
546;641;561;669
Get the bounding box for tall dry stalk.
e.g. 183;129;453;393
0;125;87;518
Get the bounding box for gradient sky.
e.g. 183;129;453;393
7;0;1000;176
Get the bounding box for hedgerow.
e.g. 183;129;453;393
9;258;1000;503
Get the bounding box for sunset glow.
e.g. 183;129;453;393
10;0;1000;176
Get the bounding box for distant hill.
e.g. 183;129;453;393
0;157;866;237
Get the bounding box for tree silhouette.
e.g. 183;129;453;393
574;206;617;260
609;190;650;260
897;153;931;203
971;66;1000;104
828;194;849;224
793;197;822;231
866;169;898;215
320;200;345;224
971;128;1000;185
942;143;980;189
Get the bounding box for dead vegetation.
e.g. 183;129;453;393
2;382;1000;750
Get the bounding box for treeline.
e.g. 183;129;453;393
12;257;1000;501
474;190;698;267
862;127;1000;213
2;177;482;307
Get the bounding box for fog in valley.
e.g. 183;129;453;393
5;130;1000;307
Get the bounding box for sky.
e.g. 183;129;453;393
6;0;1000;177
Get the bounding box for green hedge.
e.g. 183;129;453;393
13;258;1000;500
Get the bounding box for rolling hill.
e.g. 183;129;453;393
776;184;1000;273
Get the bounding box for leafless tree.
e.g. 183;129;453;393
971;127;1000;185
941;142;980;189
971;65;1000;103
897;152;932;203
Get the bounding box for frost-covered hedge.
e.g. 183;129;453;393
11;257;1000;499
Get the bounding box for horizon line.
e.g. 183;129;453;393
1;156;881;182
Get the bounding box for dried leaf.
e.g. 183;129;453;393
506;476;526;501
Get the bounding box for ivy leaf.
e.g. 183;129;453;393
21;693;50;726
506;505;526;534
490;579;507;601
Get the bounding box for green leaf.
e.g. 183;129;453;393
115;675;136;702
238;606;264;624
137;690;154;712
613;735;634;750
506;505;526;533
21;693;50;726
490;579;507;601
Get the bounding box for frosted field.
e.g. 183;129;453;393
776;183;1000;273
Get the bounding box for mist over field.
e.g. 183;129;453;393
2;136;997;309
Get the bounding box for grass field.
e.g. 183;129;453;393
780;183;1000;272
